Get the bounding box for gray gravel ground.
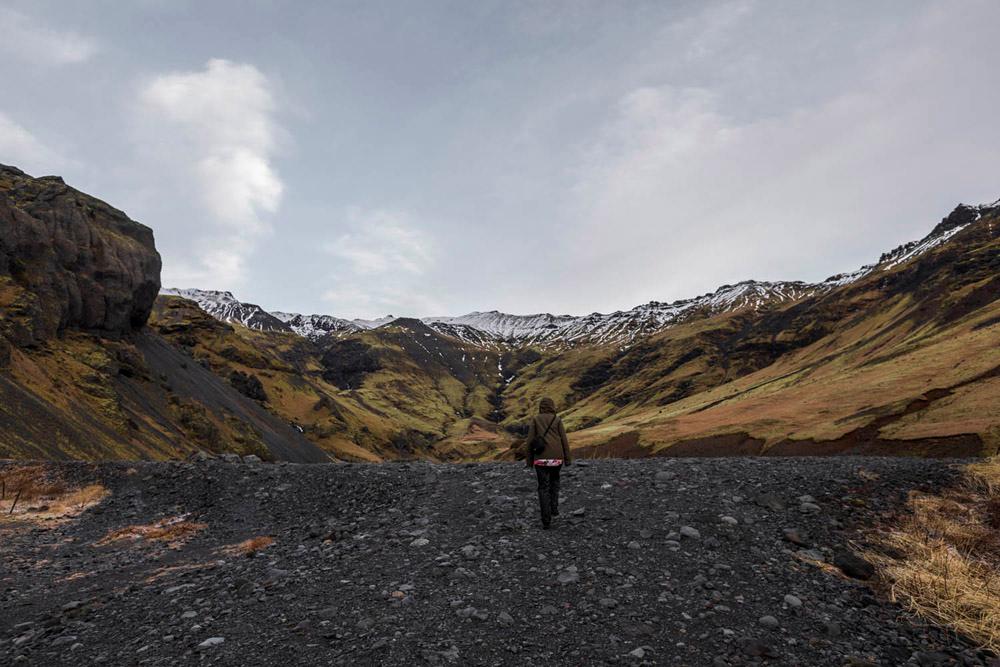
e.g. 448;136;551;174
1;457;996;666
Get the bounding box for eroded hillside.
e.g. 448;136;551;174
149;302;507;461
0;165;327;463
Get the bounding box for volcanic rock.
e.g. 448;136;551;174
0;164;161;344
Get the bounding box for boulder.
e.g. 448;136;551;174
0;164;161;344
833;549;875;580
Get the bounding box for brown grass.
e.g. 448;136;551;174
1;465;67;504
0;465;108;519
865;457;1000;653
97;515;206;546
61;485;109;511
220;535;274;558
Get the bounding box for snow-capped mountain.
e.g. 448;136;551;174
159;288;292;333
162;280;818;348
160;199;992;349
271;312;362;340
818;200;994;287
423;280;817;347
352;315;398;329
160;290;394;341
268;313;399;340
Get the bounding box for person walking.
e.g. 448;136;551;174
524;397;571;529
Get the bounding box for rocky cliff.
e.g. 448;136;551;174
0;164;161;347
0;166;327;463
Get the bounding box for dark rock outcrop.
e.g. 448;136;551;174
930;202;994;236
321;339;381;389
229;370;268;402
0;164;161;345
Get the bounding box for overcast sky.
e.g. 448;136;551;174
1;1;998;318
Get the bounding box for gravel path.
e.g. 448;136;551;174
0;458;994;666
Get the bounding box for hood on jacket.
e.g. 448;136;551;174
539;397;556;414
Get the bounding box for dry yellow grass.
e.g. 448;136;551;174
968;458;1000;494
1;464;66;504
97;515;207;546
865;457;1000;653
50;485;109;514
0;465;109;519
220;535;274;557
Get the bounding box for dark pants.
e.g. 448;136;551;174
534;465;562;526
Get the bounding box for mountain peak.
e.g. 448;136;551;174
159;198;993;349
931;198;999;236
160;287;291;334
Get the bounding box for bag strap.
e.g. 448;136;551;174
538;414;558;441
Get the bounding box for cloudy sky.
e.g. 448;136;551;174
1;1;998;318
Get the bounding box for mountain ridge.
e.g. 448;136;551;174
4;162;998;463
163;198;996;349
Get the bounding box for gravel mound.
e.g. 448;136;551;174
1;458;994;666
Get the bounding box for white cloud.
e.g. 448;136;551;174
0;111;69;173
0;8;98;65
566;2;1000;310
137;59;283;287
322;208;440;317
6;2;995;320
328;208;434;275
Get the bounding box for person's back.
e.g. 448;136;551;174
523;397;571;529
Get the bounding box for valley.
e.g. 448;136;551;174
3;4;998;665
1;162;998;464
156;198;1000;463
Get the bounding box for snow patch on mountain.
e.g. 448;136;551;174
423;280;817;347
352;315;397;329
271;312;362;340
162;198;991;349
879;223;969;270
160;288;291;333
821;201;989;287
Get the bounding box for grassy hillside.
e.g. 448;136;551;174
4;160;994;463
150;302;507;461
501;210;1000;458
0;330;328;462
142;204;998;463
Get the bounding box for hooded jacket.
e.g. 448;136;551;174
524;397;571;465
